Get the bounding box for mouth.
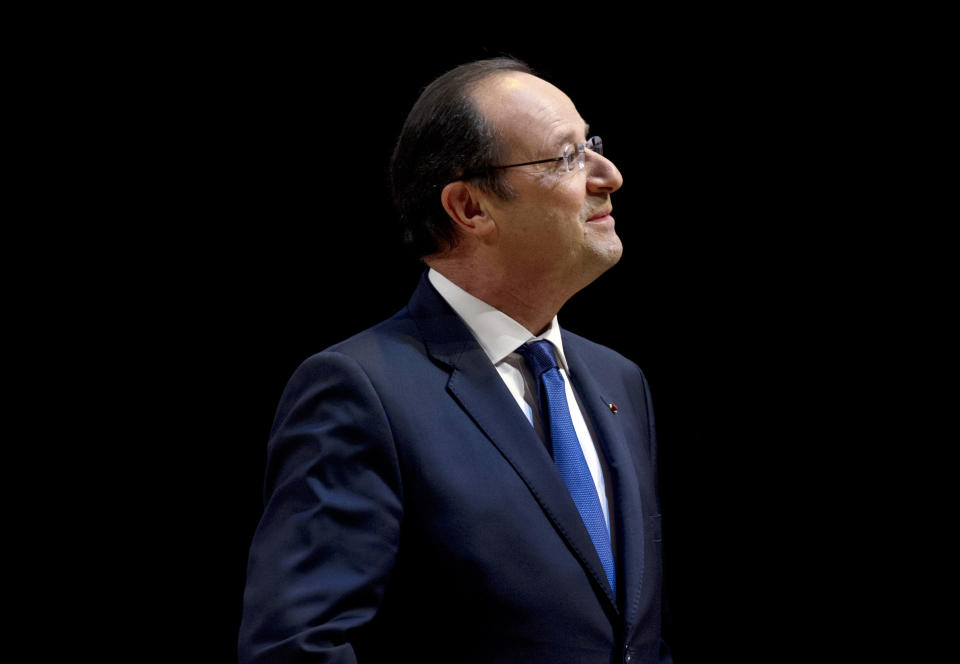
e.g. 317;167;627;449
586;208;614;223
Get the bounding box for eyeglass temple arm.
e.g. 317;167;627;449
451;157;563;182
489;156;565;170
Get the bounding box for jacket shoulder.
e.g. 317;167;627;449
298;307;424;366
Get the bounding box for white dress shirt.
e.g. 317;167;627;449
428;268;612;533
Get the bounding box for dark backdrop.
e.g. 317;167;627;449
112;22;892;662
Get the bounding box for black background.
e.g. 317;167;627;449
66;14;918;662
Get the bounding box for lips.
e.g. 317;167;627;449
587;208;613;222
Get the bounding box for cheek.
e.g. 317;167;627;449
537;179;586;219
557;180;588;217
499;179;587;244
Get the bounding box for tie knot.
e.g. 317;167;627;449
517;340;559;378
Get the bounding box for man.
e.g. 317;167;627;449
239;58;671;663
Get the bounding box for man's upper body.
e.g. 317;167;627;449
239;58;671;663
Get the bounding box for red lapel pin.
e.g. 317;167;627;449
608;403;618;414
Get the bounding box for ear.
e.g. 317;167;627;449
440;181;496;238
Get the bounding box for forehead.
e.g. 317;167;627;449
473;72;588;154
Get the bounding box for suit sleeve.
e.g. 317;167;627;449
238;351;403;664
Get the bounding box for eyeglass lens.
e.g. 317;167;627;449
563;136;603;172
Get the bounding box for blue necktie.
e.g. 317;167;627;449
518;340;616;596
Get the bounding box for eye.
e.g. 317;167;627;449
560;144;578;172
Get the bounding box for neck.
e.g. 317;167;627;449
426;256;575;336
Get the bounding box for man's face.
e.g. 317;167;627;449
473;72;624;291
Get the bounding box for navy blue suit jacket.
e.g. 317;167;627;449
239;273;671;663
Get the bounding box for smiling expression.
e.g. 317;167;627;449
472;72;625;292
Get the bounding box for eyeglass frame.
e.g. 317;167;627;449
450;135;603;183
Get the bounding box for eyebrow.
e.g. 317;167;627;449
558;123;591;147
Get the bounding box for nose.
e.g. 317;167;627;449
585;150;623;195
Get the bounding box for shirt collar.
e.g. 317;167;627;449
428;268;569;372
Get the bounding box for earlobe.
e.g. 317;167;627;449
441;181;495;238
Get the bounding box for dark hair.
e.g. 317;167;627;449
390;57;534;257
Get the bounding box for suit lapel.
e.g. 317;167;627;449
407;273;619;613
564;335;646;626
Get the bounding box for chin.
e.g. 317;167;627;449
575;242;622;288
593;236;624;268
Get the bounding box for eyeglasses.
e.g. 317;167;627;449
453;136;603;182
